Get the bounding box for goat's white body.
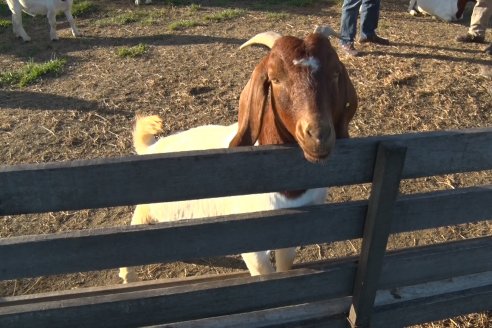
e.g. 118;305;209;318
408;0;461;21
7;0;79;41
148;189;326;223
138;123;239;154
119;117;327;283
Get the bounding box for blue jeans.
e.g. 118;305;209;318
340;0;381;45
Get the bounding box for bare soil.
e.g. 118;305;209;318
0;0;491;326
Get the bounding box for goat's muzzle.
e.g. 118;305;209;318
295;120;335;164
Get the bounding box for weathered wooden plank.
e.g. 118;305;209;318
0;204;364;280
372;271;492;328
1;237;491;327
0;186;491;280
156;297;351;328
0;268;356;328
0;271;248;307
3;235;492;307
348;143;406;328
1;128;491;215
379;235;492;289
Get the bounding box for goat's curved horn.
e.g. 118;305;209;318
314;25;341;40
240;31;282;50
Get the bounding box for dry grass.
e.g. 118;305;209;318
0;0;491;326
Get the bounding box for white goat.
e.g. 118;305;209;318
118;115;327;283
408;0;470;22
6;0;79;41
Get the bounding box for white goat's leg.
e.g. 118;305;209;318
118;267;138;284
64;10;80;37
47;10;58;40
241;251;274;276
11;5;30;41
119;204;150;284
274;247;297;272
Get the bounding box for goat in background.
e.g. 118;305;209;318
408;0;472;22
6;0;79;41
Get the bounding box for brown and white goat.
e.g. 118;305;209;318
119;26;358;283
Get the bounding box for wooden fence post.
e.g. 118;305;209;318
348;142;407;328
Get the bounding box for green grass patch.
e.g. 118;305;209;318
117;44;148;58
141;8;169;25
168;19;201;31
0;18;11;29
255;0;319;8
204;9;244;22
288;0;318;6
266;12;290;21
72;1;98;17
0;58;67;88
188;3;201;13
164;0;199;5
96;11;141;27
211;0;234;5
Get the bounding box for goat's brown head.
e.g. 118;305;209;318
229;26;357;164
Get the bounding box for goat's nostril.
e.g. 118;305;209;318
308;128;324;143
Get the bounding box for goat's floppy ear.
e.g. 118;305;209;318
335;63;358;139
229;56;270;147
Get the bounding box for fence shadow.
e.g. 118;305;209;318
0;33;246;60
364;49;491;65
0;90;130;115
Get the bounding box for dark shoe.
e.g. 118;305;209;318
341;43;360;56
485;43;492;55
456;33;485;43
359;34;390;45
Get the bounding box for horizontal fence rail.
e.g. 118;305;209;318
372;271;492;328
1;128;491;215
1;129;491;328
0;186;491;280
1;236;491;327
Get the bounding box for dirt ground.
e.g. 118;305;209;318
0;0;491;326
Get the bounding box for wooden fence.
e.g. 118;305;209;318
0;127;491;327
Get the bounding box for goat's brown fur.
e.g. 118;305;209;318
230;32;357;165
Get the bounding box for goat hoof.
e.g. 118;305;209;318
18;35;31;42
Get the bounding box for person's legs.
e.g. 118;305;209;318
359;0;380;39
358;0;389;45
340;0;362;45
469;0;492;38
457;0;492;43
